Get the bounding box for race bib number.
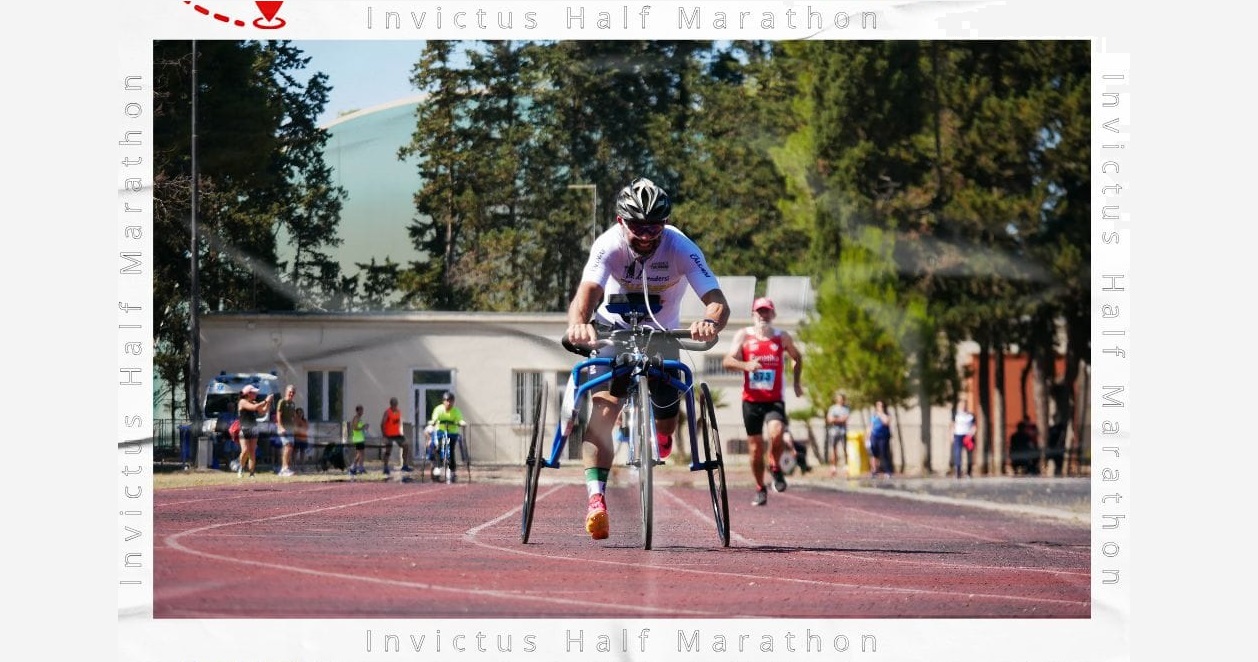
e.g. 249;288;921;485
749;369;776;391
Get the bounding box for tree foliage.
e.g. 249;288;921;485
152;40;345;414
153;40;1091;474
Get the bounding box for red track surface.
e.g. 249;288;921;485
154;471;1089;619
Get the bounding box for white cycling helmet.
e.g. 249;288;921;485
616;177;671;257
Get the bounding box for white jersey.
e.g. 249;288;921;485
582;225;721;330
953;411;976;436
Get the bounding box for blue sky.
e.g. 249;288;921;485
290;40;427;126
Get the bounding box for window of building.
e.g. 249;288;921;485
413;369;454;385
306;370;345;422
513;371;545;426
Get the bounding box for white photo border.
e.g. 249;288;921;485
117;2;1131;661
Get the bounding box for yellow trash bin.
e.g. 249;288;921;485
846;431;870;478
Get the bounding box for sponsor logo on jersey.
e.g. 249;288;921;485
688;253;712;278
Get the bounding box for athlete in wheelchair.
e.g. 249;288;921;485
424;390;467;483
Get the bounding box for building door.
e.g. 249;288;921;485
412;369;455;459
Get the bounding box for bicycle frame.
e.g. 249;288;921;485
521;311;729;548
427;428;460;482
541;346;713;476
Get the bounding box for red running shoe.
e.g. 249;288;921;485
656;433;672;459
586;493;609;540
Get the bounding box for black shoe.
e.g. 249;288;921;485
751;487;767;506
771;467;787;493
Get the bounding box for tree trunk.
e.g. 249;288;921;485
892;405;907;475
919;390;933;475
994;341;1007;475
977;334;992;476
1019;354;1032;423
1032;355;1046;470
917;346;933;474
1062;308;1089;476
1070;359;1090;475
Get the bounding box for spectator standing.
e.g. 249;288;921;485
275;384;298;477
348;405;368;475
236;385;272;478
723;296;804;506
380;397;411;477
868;400;893;479
825;392;851;476
952;395;977;479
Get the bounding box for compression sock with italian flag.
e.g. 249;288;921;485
586;467;609;497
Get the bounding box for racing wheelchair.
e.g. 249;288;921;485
520;294;730;549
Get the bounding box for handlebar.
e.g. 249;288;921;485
561;327;718;357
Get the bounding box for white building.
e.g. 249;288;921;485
198;276;979;475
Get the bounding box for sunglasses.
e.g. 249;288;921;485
620;216;666;238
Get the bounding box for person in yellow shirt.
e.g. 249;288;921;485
348;404;368;475
425;391;466;482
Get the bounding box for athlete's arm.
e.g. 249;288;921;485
722;328;757;372
688;288;729;340
783;331;804;397
566;281;604;345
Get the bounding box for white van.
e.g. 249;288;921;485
200;372;282;466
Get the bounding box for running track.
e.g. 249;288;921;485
153;471;1090;619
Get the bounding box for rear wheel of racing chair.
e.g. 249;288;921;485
698;382;730;547
458;428;472;484
633;374;656;550
422;431;448;483
421;431;436;483
520;381;548;543
440;433;456;484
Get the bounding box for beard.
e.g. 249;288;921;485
625;232;661;258
754;319;771;332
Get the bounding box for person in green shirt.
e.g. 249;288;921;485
425;391;466;481
348;404;368;475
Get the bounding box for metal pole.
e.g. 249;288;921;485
189;40;202;422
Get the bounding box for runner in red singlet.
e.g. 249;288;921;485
722;297;804;506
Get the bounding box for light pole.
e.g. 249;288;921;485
190;40;202;424
567;184;597;246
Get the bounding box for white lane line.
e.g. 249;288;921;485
162;487;705;615
778;489;1091;556
462;485;1088;611
158;483;344;508
759;491;1090;584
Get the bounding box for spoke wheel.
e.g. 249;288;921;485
444;439;455;484
520;382;548;543
421;435;435;484
635;377;654;550
699;383;730;547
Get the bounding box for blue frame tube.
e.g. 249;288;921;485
545;357;706;472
